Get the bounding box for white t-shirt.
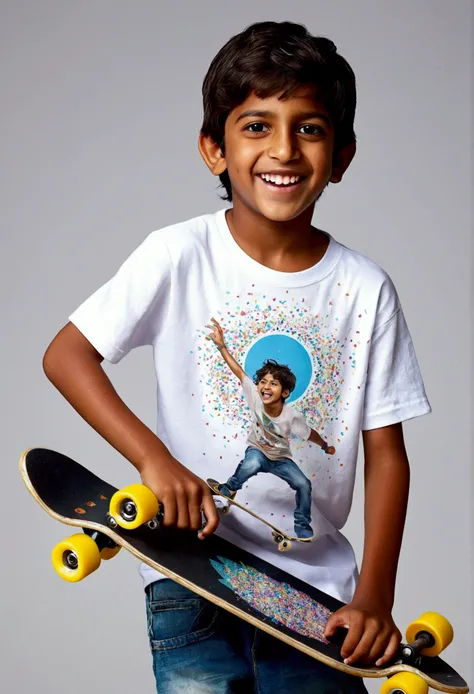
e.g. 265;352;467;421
242;375;311;460
69;208;431;603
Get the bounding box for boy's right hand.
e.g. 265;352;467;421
206;318;225;349
139;455;219;539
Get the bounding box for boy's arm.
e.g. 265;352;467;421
324;423;407;666
207;318;245;382
219;346;245;383
308;428;335;454
43;322;219;536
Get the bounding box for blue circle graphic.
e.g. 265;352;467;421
244;335;312;404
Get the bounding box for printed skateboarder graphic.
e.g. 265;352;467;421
206;318;335;539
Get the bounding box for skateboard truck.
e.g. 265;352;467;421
398;631;435;665
83;527;119;553
106;508;161;531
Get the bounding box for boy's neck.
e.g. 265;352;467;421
263;401;285;417
225;201;329;273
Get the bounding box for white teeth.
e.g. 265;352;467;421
260;173;302;186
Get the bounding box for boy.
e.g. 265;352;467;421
207;317;336;539
43;20;431;693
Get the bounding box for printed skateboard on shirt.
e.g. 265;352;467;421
206;477;315;551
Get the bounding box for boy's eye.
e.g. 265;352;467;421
298;124;323;135
245;123;269;133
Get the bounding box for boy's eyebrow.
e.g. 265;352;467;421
235;109;331;126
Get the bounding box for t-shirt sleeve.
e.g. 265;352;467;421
241;374;258;410
69;231;171;363
291;410;312;440
362;306;431;430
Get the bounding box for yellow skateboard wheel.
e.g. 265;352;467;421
51;533;101;582
101;545;121;560
380;672;428;694
109;484;159;529
406;611;454;657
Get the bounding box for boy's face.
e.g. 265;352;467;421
258;373;290;406
200;84;354;223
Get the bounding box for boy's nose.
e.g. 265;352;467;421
267;129;300;163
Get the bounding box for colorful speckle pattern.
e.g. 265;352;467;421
210;556;331;643
197;292;357;432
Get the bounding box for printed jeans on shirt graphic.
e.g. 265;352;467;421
222;446;313;534
145;579;368;693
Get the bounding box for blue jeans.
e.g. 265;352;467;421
224;447;313;534
146;580;368;693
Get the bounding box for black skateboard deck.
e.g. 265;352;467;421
20;448;469;693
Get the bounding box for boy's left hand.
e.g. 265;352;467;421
323;598;401;667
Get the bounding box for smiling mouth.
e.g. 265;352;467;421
257;173;306;190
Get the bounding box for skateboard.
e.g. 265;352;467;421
207;477;314;551
20;447;469;694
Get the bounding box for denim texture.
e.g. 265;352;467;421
145;579;368;693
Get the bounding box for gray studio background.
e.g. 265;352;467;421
1;1;472;692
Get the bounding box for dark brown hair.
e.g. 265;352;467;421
201;20;357;201
255;359;296;402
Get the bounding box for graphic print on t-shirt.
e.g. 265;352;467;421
196;287;359;540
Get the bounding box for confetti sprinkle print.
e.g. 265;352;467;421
210;556;331;642
197;292;357;431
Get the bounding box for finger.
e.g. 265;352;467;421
161;493;177;527
187;487;203;531
324;611;348;638
366;627;393;665
376;631;401;667
343;621;379;665
175;488;190;529
340;616;365;661
199;490;220;538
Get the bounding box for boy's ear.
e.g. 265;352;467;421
198;132;227;176
282;389;290;400
329;142;356;184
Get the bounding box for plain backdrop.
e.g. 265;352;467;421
1;1;472;692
